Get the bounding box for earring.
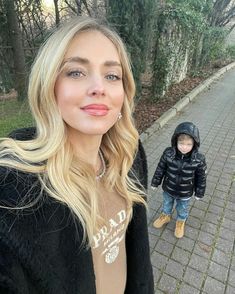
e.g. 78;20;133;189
118;112;122;120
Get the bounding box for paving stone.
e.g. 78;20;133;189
219;178;232;186
148;233;159;249
193;242;212;259
226;284;235;294
188;253;209;272
187;216;202;229
158;273;178;294
201;195;210;203
176;236;196;252
213;189;229;198
161;228;178;245
219;226;235;242
204;211;221;224
222;217;235;232
151;250;168;271
228;269;235;287
183;267;204;289
155;239;174;256
216;184;230;193
231;257;235;271
147;208;156;222
208;261;229;283
200;222;218;235
212;248;232;268
215;237;234;254
211;196;227;207
193;200;209;211
184;225;199;240
152;266;161;285
148;225;162;237
197;231;215;246
178;283;200;294
190;207;206;219
226;201;235;212
171;246;191;266
206;182;216;194
165;259;185;279
203;276;225;294
208;203;224;215
224;209;235;221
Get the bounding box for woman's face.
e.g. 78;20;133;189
55;30;125;138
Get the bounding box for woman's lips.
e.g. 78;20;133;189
81;104;109;116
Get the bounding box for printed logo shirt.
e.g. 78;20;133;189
91;185;128;294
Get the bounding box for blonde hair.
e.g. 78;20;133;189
177;134;194;142
0;17;146;244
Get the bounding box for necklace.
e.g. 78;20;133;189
96;150;106;180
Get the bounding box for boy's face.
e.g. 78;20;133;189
177;137;194;154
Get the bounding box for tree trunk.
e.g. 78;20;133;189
92;0;98;17
53;0;60;26
4;0;26;101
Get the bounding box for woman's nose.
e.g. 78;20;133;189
87;76;105;97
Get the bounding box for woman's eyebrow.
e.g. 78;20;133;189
103;60;122;67
62;56;89;66
62;57;121;68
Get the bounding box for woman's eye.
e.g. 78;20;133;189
106;74;121;81
67;70;84;78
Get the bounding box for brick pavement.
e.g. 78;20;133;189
143;67;235;293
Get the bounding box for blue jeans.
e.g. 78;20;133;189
162;191;190;221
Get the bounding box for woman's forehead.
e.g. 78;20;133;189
64;30;120;63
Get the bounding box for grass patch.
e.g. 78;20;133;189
0;98;34;137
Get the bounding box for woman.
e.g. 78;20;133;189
0;17;153;293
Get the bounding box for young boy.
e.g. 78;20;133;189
151;122;207;238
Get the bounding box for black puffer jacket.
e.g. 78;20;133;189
151;122;207;199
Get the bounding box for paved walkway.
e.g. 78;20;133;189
143;67;235;293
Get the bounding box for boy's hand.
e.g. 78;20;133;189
151;186;157;191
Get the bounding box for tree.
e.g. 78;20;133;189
53;0;60;26
4;0;26;100
106;0;155;98
210;0;235;29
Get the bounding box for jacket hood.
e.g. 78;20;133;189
171;122;200;149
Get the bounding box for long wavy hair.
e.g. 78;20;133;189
0;17;146;244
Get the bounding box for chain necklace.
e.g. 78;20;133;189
96;150;106;180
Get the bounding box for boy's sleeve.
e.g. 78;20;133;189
194;155;207;198
151;149;168;188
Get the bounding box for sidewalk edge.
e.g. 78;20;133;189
140;61;235;143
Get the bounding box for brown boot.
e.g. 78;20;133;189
175;220;185;238
153;213;171;228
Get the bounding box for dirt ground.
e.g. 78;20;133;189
134;69;218;133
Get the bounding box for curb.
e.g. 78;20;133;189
140;61;235;143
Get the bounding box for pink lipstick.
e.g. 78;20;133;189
81;104;109;116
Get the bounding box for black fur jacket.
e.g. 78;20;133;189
0;128;153;294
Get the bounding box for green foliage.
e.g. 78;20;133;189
151;45;169;100
200;27;229;66
226;45;235;60
161;0;211;33
150;0;233;99
107;0;155;99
